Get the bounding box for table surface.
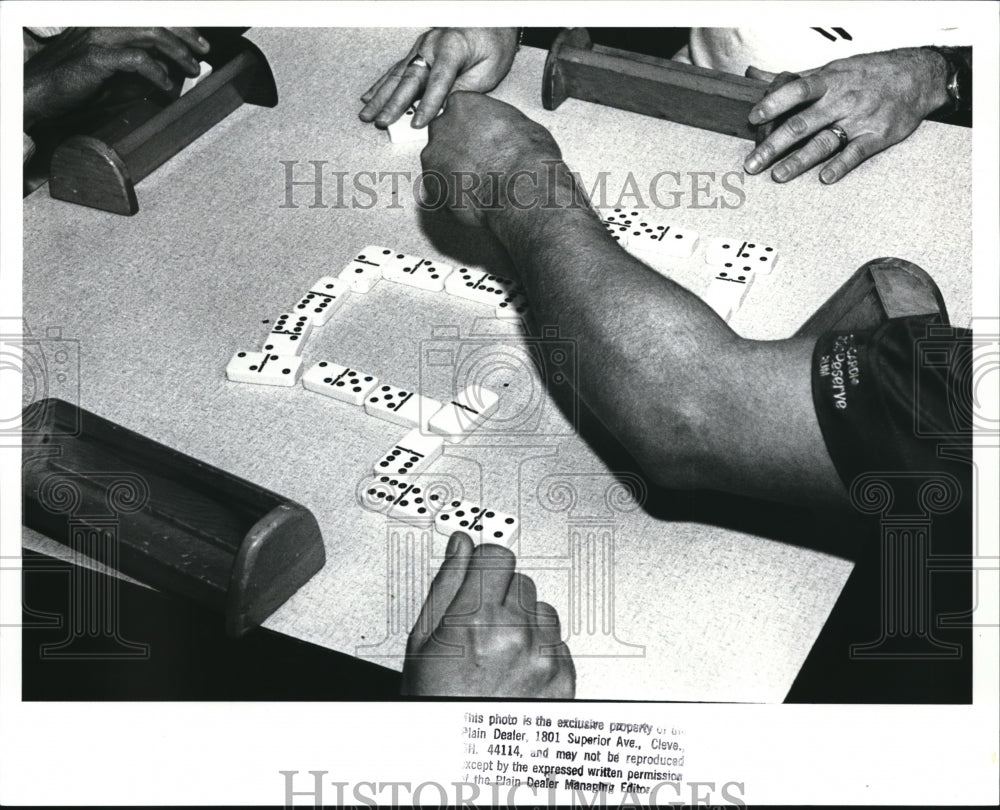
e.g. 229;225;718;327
22;28;972;702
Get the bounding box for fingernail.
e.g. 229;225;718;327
773;165;789;182
820;168;836;184
745;155;761;173
748;109;763;124
198;36;209;49
446;532;461;556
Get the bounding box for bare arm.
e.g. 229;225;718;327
423;93;847;506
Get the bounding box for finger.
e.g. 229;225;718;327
745;65;777;82
504;572;537;612
744;103;830;174
359;59;408;122
407;532;474;652
769;126;845;182
541;641;576;698
532;601;562;635
166;27;210;55
818;132;884;184
374;63;429;127
748;73;826;125
141;27;202;76
446;543;516;618
361;30;431;116
414;50;463;126
94;46;173;91
361;71;392;104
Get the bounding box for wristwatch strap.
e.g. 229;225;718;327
926;45;972;115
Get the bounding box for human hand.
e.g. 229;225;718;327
420;92;570;229
23;27;210;129
401;533;575;698
743;47;951;184
359;28;519;129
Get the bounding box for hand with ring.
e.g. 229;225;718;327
359;27;519;130
742;47;953;184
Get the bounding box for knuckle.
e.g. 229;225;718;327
800;74;824;98
786;114;809;136
754;142;775;163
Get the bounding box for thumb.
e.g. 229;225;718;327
745;65;778;82
407;532;474;651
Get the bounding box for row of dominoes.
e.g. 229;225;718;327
362;475;520;544
231;242;529;383
338;245;529;319
599;209;779;321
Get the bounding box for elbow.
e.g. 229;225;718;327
626;393;717;491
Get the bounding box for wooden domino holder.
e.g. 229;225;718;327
49;38;278;216
21;398;325;638
542;28;797;143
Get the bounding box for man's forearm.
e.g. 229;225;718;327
485;164;740;489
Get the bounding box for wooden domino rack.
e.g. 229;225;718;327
542;27;796;142
48;37;278;216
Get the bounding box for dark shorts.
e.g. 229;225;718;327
811;314;973;493
792;314;974;702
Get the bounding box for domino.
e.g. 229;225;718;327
381;250;454;292
180;60;213;96
338;246;394;293
226;351;302;387
293;277;349;326
374;428;445;476
704;267;753;321
622;217;698;259
478;509;519;547
387;106;428;145
364;383;442;430
431;499;517;545
302;360;379;405
705;237;778;275
495;289;529;320
361;475;439;525
445;266;519;306
427;385;499;443
600;210;632;246
433;498;488;541
261;313;313;356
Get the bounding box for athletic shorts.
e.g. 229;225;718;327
812;314;973;496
